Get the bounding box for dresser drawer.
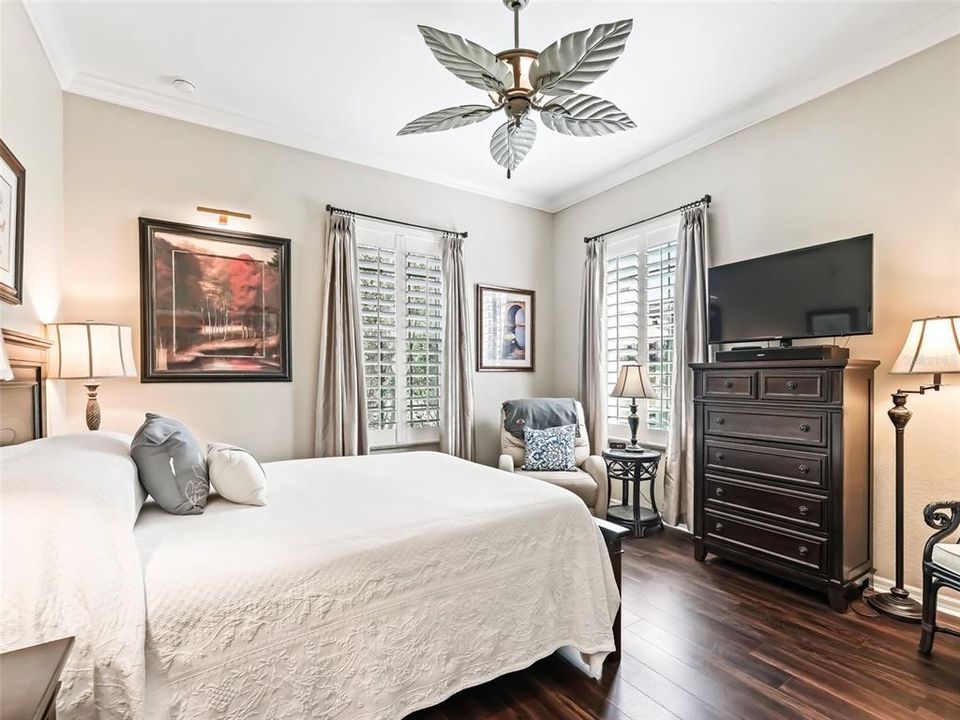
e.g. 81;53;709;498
704;406;826;446
704;439;827;488
705;511;826;573
705;475;826;531
759;369;829;402
700;370;756;399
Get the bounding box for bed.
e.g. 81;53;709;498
0;329;628;720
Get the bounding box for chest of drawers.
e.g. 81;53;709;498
691;359;879;612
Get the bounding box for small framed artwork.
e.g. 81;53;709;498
139;218;291;382
476;284;535;372
0;138;26;305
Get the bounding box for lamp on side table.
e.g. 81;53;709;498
867;315;960;622
610;363;658;452
47;322;138;431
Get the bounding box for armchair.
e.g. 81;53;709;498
498;400;608;518
919;500;960;655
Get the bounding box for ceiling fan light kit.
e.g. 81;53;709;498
399;0;636;178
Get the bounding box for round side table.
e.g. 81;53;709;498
602;448;663;537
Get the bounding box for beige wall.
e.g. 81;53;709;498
0;0;64;334
61;95;555;465
0;0;65;431
553;38;960;587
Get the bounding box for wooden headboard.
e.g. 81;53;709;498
1;328;51;447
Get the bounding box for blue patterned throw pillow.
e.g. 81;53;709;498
522;424;577;472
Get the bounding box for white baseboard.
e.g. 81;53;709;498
871;575;960;620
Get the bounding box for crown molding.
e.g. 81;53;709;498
22;1;76;89
544;7;960;212
24;3;960;215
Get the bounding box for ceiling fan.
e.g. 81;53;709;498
398;0;636;178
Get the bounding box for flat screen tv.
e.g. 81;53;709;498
708;234;873;345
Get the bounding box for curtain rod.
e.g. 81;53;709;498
325;204;468;239
583;194;711;243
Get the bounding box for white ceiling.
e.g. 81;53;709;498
25;1;960;212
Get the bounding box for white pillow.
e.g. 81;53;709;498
206;442;267;506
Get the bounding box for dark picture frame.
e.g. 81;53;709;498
476;284;535;372
0;138;26;305
139;218;291;382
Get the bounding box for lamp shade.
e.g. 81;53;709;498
0;331;13;381
890;316;960;375
610;363;658;399
48;322;137;380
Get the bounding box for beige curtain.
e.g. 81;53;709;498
579;238;607;452
664;207;709;526
439;234;475;460
315;212;369;457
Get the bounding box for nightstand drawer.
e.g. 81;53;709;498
759;369;829;402
705;406;826;447
700;370;756;399
705;475;826;531
705;439;827;488
705;511;826;573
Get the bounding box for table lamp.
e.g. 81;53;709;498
867;315;960;622
610;363;658;452
0;331;13;381
48;322;137;430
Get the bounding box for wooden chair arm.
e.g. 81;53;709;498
922;500;960;563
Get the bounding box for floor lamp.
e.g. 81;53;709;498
867;315;960;622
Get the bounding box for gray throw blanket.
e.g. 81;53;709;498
503;398;579;439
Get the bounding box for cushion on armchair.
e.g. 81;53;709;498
933;543;960;574
522;424;577;471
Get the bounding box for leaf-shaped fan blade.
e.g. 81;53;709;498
489;114;537;178
418;26;512;94
398;105;499;135
529;19;633;97
539;94;636;137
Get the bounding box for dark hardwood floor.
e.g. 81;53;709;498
410;529;960;720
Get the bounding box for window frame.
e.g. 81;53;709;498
604;214;680;446
356;219;443;449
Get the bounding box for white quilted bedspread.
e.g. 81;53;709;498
1;433;147;720
135;451;620;720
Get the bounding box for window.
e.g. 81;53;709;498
605;218;678;438
357;222;442;447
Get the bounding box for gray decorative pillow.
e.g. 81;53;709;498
522;424;577;472
130;413;209;515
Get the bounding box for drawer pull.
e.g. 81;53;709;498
798;545;810;557
799;423;811;433
798;464;809;474
798;505;810;516
714;487;725;498
715;417;726;426
714;522;724;534
723;380;734;389
786;380;799;391
714;452;725;461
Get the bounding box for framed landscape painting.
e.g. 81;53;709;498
139;218;291;382
0;138;25;305
476;284;535;372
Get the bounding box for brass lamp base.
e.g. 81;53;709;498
866;587;922;623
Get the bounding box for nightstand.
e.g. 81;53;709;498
0;637;74;720
602;448;663;537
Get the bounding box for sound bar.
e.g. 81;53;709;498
715;345;850;362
